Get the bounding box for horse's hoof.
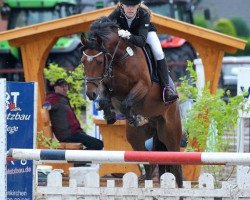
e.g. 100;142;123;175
127;119;138;127
128;115;148;127
104;112;116;124
106;118;116;124
128;120;141;127
136;115;149;126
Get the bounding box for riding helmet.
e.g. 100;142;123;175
120;0;141;5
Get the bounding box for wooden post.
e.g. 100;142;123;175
17;37;57;139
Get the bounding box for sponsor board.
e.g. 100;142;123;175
6;82;37;200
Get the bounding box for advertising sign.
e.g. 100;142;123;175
6;82;37;200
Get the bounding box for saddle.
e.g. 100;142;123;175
142;44;175;88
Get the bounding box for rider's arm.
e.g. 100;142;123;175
109;7;151;48
128;14;150;47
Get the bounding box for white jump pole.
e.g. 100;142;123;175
0;79;7;200
8;149;250;166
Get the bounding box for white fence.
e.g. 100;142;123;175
36;167;250;200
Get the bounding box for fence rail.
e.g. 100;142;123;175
8;148;250;199
9;148;250;165
36;169;250;199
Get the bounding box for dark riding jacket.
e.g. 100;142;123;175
109;6;156;47
44;92;83;141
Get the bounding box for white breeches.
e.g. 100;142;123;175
146;31;165;60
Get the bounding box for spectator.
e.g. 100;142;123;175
43;78;103;150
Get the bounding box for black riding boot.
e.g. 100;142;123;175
157;59;178;103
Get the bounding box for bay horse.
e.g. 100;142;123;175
81;16;183;187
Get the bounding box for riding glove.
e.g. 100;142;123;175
118;29;131;39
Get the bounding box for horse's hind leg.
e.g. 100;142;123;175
126;124;154;179
154;137;183;188
173;165;183;188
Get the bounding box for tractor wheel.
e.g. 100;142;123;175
48;48;82;70
163;42;197;83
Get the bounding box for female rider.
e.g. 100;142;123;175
108;0;178;104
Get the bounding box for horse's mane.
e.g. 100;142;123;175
89;16;119;43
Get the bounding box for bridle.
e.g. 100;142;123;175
83;37;130;91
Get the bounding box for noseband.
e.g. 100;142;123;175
84;37;129;91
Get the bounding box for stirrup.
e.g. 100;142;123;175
162;87;178;105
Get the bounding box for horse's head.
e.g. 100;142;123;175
81;17;120;100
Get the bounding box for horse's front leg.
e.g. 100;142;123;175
120;81;148;127
95;83;116;124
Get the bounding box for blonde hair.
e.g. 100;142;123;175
140;2;151;16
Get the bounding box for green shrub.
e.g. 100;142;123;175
213;18;237;37
178;62;250;183
194;15;209;28
37;131;60;149
177;61;250;151
230;17;250;37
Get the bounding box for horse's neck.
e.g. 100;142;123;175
108;55;150;108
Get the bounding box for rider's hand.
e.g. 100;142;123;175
118;29;131;39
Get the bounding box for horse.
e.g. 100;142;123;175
81;16;183;187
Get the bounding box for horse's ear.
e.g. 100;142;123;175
81;33;88;45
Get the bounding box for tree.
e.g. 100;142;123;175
230;17;250;37
213;18;237;37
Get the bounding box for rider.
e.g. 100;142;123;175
108;0;178;103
